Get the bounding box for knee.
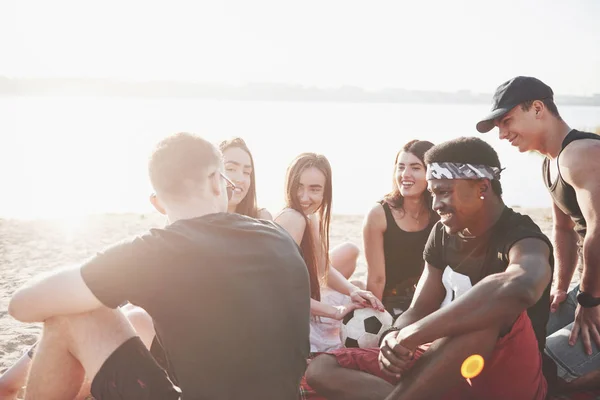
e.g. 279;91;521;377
343;242;360;261
123;307;153;330
558;370;600;392
123;307;155;348
306;354;340;390
0;375;21;397
333;242;360;278
46;308;135;343
0;386;20;398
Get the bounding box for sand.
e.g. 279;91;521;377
0;207;554;374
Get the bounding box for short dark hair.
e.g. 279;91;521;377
424;137;503;197
521;98;561;120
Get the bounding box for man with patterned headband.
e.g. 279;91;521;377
305;137;552;400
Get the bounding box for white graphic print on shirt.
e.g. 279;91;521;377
440;266;473;308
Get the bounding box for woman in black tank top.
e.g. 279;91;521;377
363;140;438;317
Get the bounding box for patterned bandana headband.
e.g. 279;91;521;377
426;162;504;180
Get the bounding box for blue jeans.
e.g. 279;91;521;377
545;285;600;382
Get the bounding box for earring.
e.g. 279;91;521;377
480;195;485;200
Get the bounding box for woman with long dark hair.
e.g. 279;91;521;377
363;140;438;317
219;137;272;219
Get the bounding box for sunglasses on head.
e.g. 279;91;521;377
214;171;237;200
151;171;238;201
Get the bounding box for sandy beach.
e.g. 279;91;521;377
0;207;555;375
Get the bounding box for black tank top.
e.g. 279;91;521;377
542;130;600;240
380;200;436;295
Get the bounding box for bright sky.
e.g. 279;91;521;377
2;0;600;95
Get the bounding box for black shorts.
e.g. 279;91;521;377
150;336;179;386
91;337;181;400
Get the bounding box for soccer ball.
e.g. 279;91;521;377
340;308;394;348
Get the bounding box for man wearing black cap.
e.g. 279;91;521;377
477;76;600;392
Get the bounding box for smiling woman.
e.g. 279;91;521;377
219;137;272;220
274;152;384;352
362;139;438;317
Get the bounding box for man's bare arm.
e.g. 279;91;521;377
9;266;105;323
391;264;445;331
552;201;579;292
397;238;552;350
560;141;600;297
550;200;579;312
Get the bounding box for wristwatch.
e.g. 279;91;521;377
576;290;600;308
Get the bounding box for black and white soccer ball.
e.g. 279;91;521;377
340;308;394;348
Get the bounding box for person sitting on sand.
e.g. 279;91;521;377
274;152;384;353
0;137;275;399
122;136;278;377
363;139;438;318
219;137;272;220
0;303;166;399
8;132;311;400
305;137;553;400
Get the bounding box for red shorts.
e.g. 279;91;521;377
301;312;547;400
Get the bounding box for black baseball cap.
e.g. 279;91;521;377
476;76;554;133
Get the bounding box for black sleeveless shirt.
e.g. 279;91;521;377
380;200;436;296
542;130;600;240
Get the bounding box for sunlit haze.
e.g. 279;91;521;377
1;0;600;220
3;0;600;94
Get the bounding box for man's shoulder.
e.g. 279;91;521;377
496;208;552;253
169;212;279;233
161;213;299;251
167;213;304;267
501;207;542;231
560;131;600;162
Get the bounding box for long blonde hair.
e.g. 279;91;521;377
284;153;332;301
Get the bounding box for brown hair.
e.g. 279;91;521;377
148;132;220;200
219;137;259;218
383;139;435;216
521;98;562;120
284;153;332;301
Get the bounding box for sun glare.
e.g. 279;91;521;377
57;214;88;241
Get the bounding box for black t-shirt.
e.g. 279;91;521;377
423;207;553;351
81;213;310;400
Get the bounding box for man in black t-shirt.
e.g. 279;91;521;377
8;132;311;400
306;137;552;400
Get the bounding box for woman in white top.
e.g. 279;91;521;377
275;152;384;352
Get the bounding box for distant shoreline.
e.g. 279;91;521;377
2;77;599;106
0;207;552;222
